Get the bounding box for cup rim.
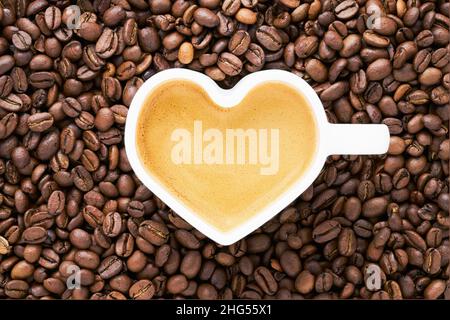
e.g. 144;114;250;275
125;68;330;245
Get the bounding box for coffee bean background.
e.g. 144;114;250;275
0;0;449;300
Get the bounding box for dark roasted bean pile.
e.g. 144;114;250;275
0;0;449;300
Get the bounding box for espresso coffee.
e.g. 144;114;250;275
136;80;317;231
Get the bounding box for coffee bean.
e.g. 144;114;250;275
340;34;361;57
404;230;427;252
372;16;397;36
245;43;265;67
197;283;218;299
12;31;32;51
129;279;155;300
362;197;388;218
167;274;188;294
320;82;349;101
254;267;278;295
335;0;359;20
29;71;55;89
222;0;240;16
217;52;242;76
423;248;441;275
115;233;134;258
324;30;343;51
194;8;219;28
256;26;283;52
0;94;23;112
69;229;92;250
74;250;100;269
418;68;442;86
5;280;29;299
0;75;13;97
235;8;257;25
103;211;122;238
295;35;319;58
367;59;392;81
313;220;342;243
123;19;138;46
27;112;54;132
315;272;334;293
0;235;10;255
44;6;62;30
22;226;47;244
280;250;301;277
295;270;315;294
96;28;119;59
127;200;145;218
139;220;169;246
175;230;201;249
228;30;251;56
0;55;15;76
338;228;357;257
72;165;94;192
103;6;126;27
98;255;123;279
0;0;446;301
424;280;446;299
247;234;271;253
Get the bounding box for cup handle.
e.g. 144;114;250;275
324;123;390;155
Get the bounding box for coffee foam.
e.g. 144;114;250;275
137;80;317;231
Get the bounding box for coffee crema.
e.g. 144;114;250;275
136;80;317;231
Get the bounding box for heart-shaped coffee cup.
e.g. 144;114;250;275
125;69;390;245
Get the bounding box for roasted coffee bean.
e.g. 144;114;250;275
175;230;201;249
129;279;155;300
29;72;55;89
313;220;342;243
0;94;23;112
27;112;54;132
5;280;29;299
72;165;94;192
335;0;359;20
306;59;328;83
22;226;47;244
0;0;446;301
194;8;219;28
228;30;251;56
217;52;242;76
12;31;32;51
96;28;119;60
127;200;145;218
254;267;278;295
98;255;123;280
295;35;319;58
367;59;392;81
0;55;15;76
103;212;122;238
245;43;265;67
0;75;14;97
74;250;100;270
167;274;189;294
256;26;283;52
139;220;169;246
44;6;62;30
178;42;194;65
0;236;10;255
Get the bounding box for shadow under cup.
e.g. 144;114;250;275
135;79;319;232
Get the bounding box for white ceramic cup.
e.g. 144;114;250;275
125;68;390;245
